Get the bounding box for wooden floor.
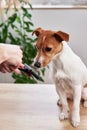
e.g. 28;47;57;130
0;84;87;130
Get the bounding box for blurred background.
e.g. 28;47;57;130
0;0;87;83
30;0;87;5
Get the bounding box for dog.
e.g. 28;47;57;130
32;27;87;127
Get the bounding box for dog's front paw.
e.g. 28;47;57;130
71;120;80;128
71;115;80;127
59;111;69;120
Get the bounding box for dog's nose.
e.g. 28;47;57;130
34;62;41;68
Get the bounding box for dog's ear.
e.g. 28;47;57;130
53;31;69;42
32;27;43;37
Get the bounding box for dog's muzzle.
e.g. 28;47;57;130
34;61;41;68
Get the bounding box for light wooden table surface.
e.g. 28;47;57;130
0;84;87;130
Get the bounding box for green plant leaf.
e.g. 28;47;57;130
24;28;33;32
41;68;46;76
28;3;33;9
8;32;17;44
2;25;8;42
15;29;23;36
8;13;17;24
10;24;18;29
12;73;37;83
24;21;34;28
16;16;21;24
0;23;4;27
22;7;32;19
28;21;34;26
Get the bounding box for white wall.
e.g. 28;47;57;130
30;0;45;5
0;7;87;83
30;0;87;5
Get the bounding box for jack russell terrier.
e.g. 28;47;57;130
33;27;87;127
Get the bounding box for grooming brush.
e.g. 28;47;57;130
19;63;44;82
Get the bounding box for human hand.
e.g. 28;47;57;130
0;44;23;73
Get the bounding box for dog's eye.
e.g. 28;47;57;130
45;47;52;52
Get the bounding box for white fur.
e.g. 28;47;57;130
34;54;44;67
52;41;87;127
38;56;44;66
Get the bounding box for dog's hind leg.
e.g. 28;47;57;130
57;91;73;106
71;84;82;127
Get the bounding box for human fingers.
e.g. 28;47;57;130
13;68;21;74
0;63;12;73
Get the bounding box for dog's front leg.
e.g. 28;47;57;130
71;85;82;127
55;81;69;120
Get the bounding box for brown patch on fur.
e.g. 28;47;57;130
55;31;69;42
32;28;43;37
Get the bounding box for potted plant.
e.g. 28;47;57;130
0;0;45;83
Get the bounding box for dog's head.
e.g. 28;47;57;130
33;27;69;68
